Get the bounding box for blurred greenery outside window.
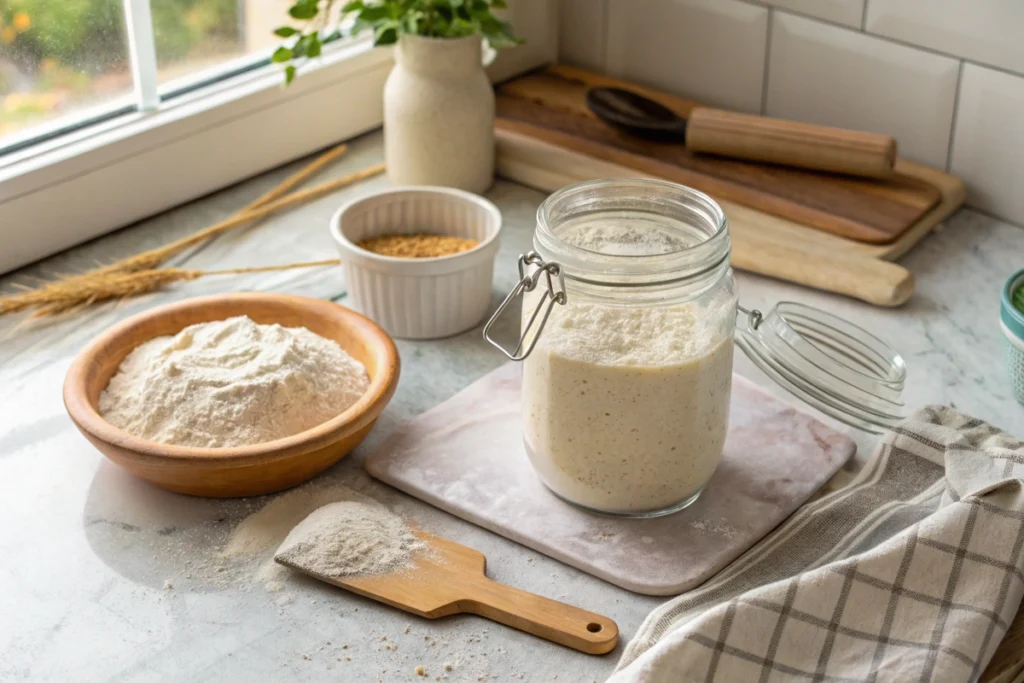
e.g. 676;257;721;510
0;0;290;144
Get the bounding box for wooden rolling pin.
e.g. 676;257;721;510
495;128;914;307
587;87;898;178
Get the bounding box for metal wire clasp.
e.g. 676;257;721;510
738;304;763;331
483;252;567;360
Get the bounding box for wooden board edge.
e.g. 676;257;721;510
877;159;968;261
496;127;966;263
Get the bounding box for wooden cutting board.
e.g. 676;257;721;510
496;65;942;245
365;364;855;596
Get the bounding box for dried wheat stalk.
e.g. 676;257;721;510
4;260;341;318
87;142;350;277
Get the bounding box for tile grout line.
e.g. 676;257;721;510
860;0;870;31
736;0;1024;79
760;8;774;116
600;0;610;73
967;205;1024;231
944;60;966;173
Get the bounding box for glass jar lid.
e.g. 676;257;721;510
735;303;906;434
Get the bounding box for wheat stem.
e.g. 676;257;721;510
8;260;342;318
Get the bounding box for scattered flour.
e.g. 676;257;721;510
99;315;370;448
223;481;373;559
690;519;738;539
274;501;424;578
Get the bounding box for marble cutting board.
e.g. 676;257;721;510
365;363;856;596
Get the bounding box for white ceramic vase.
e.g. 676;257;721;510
383;34;495;194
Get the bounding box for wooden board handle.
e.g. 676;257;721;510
731;235;914;307
460;575;619;655
686;108;897;179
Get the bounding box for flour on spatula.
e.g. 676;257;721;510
275;502;424;578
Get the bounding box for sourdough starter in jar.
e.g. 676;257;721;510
521;219;735;516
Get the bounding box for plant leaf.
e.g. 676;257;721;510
492;0;507;8
341;0;365;11
350;17;373;36
285;65;297;85
289;2;319;20
374;22;399;45
405;11;422;33
358;5;391;21
271;46;294;63
274;26;299;37
307;34;322;58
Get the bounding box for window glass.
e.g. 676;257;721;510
0;1;131;141
155;0;290;86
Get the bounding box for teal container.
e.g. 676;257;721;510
1002;268;1024;405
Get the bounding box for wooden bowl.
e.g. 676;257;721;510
63;293;400;498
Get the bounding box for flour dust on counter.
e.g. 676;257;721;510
82;465;388;597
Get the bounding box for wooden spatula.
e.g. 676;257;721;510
275;529;619;655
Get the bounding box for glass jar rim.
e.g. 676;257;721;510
535;178;730;287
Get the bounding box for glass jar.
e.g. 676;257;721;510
519;179;737;517
485;178;909;519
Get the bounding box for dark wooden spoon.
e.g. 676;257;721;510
586;86;896;178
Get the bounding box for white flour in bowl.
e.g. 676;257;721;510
99;315;370;448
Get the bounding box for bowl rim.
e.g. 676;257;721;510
62;292;400;463
1001;267;1024;341
329;185;503;266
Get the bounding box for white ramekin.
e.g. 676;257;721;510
330;186;502;339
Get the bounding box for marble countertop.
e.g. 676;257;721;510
2;132;1022;682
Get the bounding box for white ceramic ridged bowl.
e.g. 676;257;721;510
330;186;502;339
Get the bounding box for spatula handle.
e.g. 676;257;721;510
461;576;619;655
686;107;897;178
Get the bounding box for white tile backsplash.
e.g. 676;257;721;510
606;0;768;113
558;0;606;72
554;0;1024;225
756;0;863;28
950;64;1024;225
765;13;958;168
866;0;1024;75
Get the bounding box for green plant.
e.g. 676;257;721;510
273;0;521;85
1015;282;1024;316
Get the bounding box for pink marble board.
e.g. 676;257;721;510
365;363;856;596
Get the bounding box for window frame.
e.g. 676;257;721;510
0;0;557;274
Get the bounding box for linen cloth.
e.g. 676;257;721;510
610;406;1024;683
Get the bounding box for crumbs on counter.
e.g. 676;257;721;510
356;234;479;258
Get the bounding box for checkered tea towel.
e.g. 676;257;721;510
610;406;1024;683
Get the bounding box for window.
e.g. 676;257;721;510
0;0;296;153
0;0;555;274
0;2;132;145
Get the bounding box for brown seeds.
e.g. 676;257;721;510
356;234;478;259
